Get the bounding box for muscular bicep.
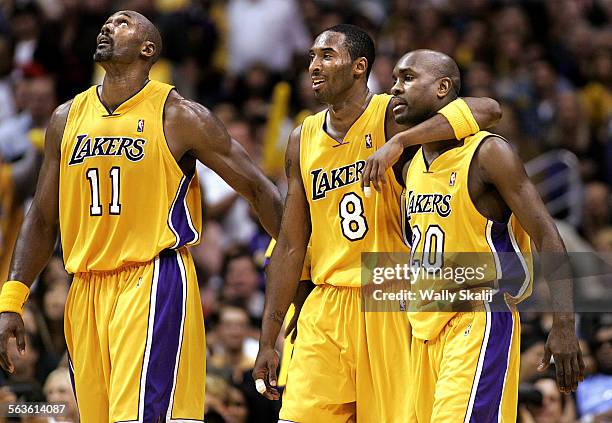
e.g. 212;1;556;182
462;97;502;130
478;138;557;248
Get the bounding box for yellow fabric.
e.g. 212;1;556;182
280;284;411;423
64;248;205;422
263;82;290;176
28;128;45;151
0;166;23;282
59;80;202;273
408;310;520;422
0;280;30;315
437;98;480;140
277;303;295;387
300;94;409;287
405;131;533;340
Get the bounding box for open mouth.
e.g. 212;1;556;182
97;36;111;47
312;78;325;90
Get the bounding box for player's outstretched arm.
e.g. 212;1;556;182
164;93;283;238
253;126;311;400
475;136;585;394
0;101;69;373
362;96;502;191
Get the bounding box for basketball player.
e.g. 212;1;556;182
254;25;502;422
383;49;584;421
0;11;282;422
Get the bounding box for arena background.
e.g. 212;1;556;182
0;0;610;422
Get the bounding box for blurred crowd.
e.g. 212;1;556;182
0;0;610;422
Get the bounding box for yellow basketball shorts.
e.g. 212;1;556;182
280;284;411;423
408;309;521;422
64;248;206;423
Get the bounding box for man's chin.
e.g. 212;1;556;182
93;50;112;62
392;111;410;125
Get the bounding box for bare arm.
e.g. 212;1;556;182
385;96;502;140
0;101;69;373
164;93;282;238
253;125;311;399
364;97;502;191
477;137;584;393
8;102;69;285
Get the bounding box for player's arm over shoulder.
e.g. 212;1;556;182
163;91;282;238
475;136;561;250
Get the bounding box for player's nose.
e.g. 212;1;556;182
100;21;112;35
390;80;403;96
309;57;322;75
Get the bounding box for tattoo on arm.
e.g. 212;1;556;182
285;158;292;178
268;310;285;325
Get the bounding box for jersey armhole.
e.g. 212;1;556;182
466;135;512;224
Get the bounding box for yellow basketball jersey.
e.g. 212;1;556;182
59;80;202;273
300;94;409;287
405;131;533;340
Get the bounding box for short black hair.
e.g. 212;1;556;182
324;24;375;78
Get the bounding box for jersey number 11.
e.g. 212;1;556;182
86;167;121;216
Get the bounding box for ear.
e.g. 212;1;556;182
353;57;368;79
437;77;453;98
141;41;156;60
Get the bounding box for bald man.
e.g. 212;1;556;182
0;10;282;422
368;49;583;421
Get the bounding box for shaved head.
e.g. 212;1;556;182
390;49;463;125
126;10;162;64
405;49;461;95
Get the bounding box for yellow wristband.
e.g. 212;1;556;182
0;281;30;316
437;98;480;140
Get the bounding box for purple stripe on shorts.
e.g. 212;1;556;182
469;312;513;422
143;249;184;421
491;221;526;297
67;352;77;406
170;169;198;248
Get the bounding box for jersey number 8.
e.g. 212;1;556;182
339;192;368;241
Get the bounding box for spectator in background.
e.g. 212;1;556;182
39;257;70;358
583;182;611;243
576;320;612;420
0;35;15;123
9;1;41;68
226;0;310;75
0;74;57;160
522;373;576;423
221;247;264;321
209;304;257;384
43;367;79;422
226;385;249;423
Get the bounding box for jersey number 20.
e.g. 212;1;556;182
86;167;121;216
410;224;445;267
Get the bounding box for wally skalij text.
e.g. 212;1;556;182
360;252;532;313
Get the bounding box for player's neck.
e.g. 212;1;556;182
327;85;372;132
422;139;463;163
99;67;150;112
